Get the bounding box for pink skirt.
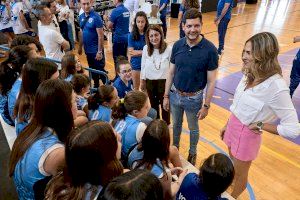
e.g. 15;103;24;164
223;114;262;161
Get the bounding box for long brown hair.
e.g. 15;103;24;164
242;32;282;85
137;120;170;171
14;58;58;121
45;121;123;200
9;79;74;176
146;25;167;56
61;52;76;79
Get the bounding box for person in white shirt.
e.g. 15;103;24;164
38;0;60;32
220;32;300;199
140;25;171;124
37;4;69;69
56;0;72;49
124;0;139;31
0;0;14;45
11;0;35;36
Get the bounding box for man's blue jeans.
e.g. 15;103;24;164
289;49;300;97
170;89;203;155
218;17;230;54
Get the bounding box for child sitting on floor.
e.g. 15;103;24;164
176;153;234;200
88;85;119;123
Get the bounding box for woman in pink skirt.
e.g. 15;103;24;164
220;32;300;198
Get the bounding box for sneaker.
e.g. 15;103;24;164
188;153;197;166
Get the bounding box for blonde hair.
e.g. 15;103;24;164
242;32;282;85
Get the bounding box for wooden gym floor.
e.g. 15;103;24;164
0;0;299;199
78;0;300;199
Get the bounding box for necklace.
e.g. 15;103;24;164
152;51;162;70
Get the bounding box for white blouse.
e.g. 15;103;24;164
230;74;300;139
140;45;172;80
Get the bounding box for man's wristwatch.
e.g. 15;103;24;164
203;104;210;109
256;121;264;132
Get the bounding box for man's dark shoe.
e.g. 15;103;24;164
188;153;197;166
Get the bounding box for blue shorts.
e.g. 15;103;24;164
131;65;141;71
0;27;13;33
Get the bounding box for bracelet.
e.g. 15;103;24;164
97;51;102;54
163;95;169;98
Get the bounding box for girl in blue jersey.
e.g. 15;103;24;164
13;58;59;135
112;90;151;161
176;153;234;200
61;52;84;81
88;85;119;123
127;119;185;199
128;11;149;90
0;45;35;125
113;56;133;98
45;121;123;200
9;79;76;200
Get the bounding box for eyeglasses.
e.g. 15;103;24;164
120;69;132;74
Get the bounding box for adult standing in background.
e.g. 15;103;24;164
141;25;171;125
0;0;15;46
78;0;106;87
37;5;69;69
178;0;199;38
39;0;60;32
221;32;300;198
214;0;233;55
163;9;218;165
128;11;148;90
124;0;139;31
159;0;169;38
11;0;35;36
108;0;130;79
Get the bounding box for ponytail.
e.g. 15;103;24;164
88;85;115;110
112;91;148;121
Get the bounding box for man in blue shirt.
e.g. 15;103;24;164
163;9;218;165
78;0;106;88
159;0;169;38
108;0;130;79
215;0;233;55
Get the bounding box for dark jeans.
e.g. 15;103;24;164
112;41;128;77
160;15;167;38
86;52;106;88
217;17;230;54
289;50;300;97
146;79;170;124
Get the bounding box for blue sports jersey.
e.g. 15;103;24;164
13;128;62;199
109;4;130;43
8;78;22;119
113;77;133;98
76;95;88;111
79;10;103;54
159;0;169;17
176;173;227;200
128;33;145;70
217;0;233;19
89;105;112;123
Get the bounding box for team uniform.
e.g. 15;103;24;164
114;115;146;157
13;128;63;199
128;33;145;70
113;77;133;98
88;105;112;123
